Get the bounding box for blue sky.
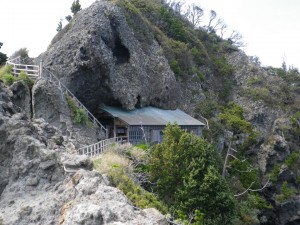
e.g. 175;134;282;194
0;0;299;69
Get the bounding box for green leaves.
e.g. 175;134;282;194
149;124;235;223
218;102;252;134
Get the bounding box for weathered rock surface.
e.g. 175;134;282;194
41;0;197;111
0;82;167;225
32;78;103;146
10;80;31;118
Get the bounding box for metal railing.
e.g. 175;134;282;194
77;136;128;157
6;56;40;79
42;67;107;135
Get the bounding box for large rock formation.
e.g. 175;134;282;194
0;82;167;225
41;1;180;111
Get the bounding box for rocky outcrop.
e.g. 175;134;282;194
32;78;103;146
10;80;31;118
41;1;187;111
0;82;167;225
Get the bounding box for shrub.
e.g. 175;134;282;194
93;149;167;214
213;56;234;76
2;73;15;85
247;87;270;102
218;102;252;134
270;162;280;182
73;108;88;124
17;71;34;88
276;181;297;202
284;152;300;170
65;93;88;124
247;76;262;85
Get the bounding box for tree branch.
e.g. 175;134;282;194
234;176;271;197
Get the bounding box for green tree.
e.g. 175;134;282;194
218;102;252;135
65;15;72;22
149;124;235;224
0;42;8;65
56;19;62;32
71;0;82;15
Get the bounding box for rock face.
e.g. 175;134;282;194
10;80;31;118
32;78;103;146
41;1;179;111
0;82;167;225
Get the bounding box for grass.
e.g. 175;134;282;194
65;93;89;124
93;145;167;214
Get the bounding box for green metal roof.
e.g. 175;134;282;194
101;105;205;126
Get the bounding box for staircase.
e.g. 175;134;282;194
6;56;40;80
6;58;128;157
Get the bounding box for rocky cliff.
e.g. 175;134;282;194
2;0;300;224
0;82;167;224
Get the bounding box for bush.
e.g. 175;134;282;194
213;56;234;76
246;87;270;102
284;152;300;171
276;181;297;202
270;162;280;182
65;93;88;124
218;102;252;134
17;71;34;88
93;149;167;214
2;73;15;85
73;108;88;124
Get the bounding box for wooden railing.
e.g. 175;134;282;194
77;136;128;157
42;67;107;135
6;56;40;79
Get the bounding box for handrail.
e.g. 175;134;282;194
42;67;107;134
77;136;128;157
6;56;40;78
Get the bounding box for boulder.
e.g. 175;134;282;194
10;80;31;118
41;1;179;111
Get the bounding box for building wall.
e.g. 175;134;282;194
128;125;202;145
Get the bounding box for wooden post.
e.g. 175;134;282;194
39;60;43;77
113;118;116;138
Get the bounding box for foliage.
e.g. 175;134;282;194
65;93;88;124
0;42;7;65
65;15;72;22
246;87;270;102
17;71;34;88
109;168;167;213
93;147;167;214
0;41;7;65
213;55;234;76
284;152;300;171
56;19;62;32
10;48;30;62
290;111;300;135
247;76;262;86
135;143;147;150
0;52;7;66
2;73;15;85
218;102;252;134
0;65;15;85
276;181;297;202
71;0;81;15
159;6;187;42
194;92;219;118
229;159;260;189
149;124;235;224
270;162;280;182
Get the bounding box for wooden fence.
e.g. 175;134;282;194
77;136;128;157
